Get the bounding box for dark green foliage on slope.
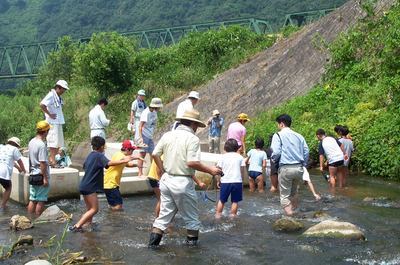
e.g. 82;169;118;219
247;2;400;179
0;0;346;45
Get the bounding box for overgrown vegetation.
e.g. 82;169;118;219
0;0;345;45
0;26;276;148
247;1;400;179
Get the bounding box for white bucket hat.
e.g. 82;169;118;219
149;98;163;108
176;109;206;127
7;137;21;148
138;89;146;96
188;91;200;100
56;80;69;90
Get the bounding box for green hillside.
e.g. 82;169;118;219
0;0;346;45
247;1;400;179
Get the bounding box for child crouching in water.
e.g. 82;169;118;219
69;136;134;232
215;139;245;219
245;138;267;193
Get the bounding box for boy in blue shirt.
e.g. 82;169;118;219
69;136;133;232
245;138;267;193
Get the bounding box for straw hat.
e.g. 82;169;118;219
212;109;220;116
176;109;206;127
7;137;21;148
237;113;250;121
149;98;163;108
36;120;51;132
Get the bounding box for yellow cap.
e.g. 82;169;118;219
237;113;250;121
36;120;51;132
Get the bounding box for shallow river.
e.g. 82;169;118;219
1;170;400;265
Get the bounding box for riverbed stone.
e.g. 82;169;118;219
273;217;304;232
303;220;365;240
24;260;52;265
9;215;33;230
36;205;70;223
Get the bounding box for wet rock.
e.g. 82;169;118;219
36;205;71;223
24;260;52;265
363;196;390;202
9;215;33;230
13;235;33;247
273;218;304;232
303;220;365;240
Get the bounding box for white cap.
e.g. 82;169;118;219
56;80;69;90
188;91;200;100
7;137;21;148
138;89;146;96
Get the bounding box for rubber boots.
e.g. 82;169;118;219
185;236;198;246
148;232;163;247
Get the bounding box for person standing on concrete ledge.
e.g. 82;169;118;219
0;137;26;209
89;98;110;139
173;91;200;130
27;121;51;216
137;98;163;176
207;109;224;153
271;114;309;216
40;80;69;168
129;89;146;141
148;109;222;247
226;113;250;155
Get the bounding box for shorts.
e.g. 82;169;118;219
248;171;262;180
47;124;64;148
149;178;159;188
329;160;344;167
141;135;155;153
104;187;123;206
80;190;96;196
29;184;50;202
0;178;11;189
219;183;243;203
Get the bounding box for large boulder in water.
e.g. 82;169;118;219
303;220;365;240
36;205;70;223
9;215;33;230
273;217;304;232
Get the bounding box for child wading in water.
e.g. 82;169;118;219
69;136;133;232
245;138;267;193
215;139;245;219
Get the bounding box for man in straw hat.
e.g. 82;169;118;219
226;113;250;155
40;79;69;168
207;109;224;153
0;137;26;209
137;98;163;176
27;120;51;216
148;109;222;247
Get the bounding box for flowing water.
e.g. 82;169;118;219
1;171;400;265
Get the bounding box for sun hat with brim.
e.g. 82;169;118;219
138;89;146;96
36;120;51;132
56;80;69;90
176;109;206;128
237;113;250;121
7;137;21;148
188;91;200;100
149;98;163;108
212;109;220;116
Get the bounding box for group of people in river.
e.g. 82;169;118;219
0;81;354;247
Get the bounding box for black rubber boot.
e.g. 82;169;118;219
185;236;198;247
148;232;163;247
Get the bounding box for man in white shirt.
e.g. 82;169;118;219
0;137;26;209
89;98;110;139
40;80;69;167
129;89;146;141
137;98;163;176
173;91;200;129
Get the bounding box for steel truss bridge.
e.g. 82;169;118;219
0;9;335;80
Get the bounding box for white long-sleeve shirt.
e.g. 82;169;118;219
89;105;110;130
